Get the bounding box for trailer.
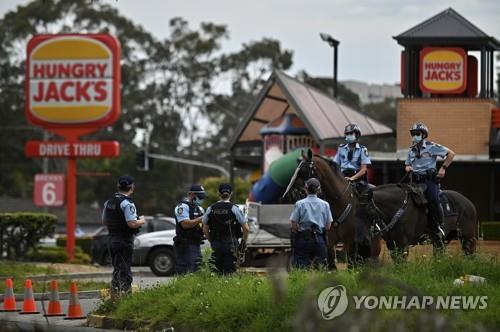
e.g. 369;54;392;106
242;202;294;264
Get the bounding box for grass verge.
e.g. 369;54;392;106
95;253;500;332
0;261;108;292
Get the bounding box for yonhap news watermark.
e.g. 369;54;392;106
317;285;488;320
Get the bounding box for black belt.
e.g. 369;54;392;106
295;229;324;239
342;169;358;177
343;169;368;182
412;171;436;183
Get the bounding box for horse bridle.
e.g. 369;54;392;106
283;156;354;227
282;158;317;199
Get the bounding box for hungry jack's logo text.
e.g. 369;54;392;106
420;47;467;94
26;34;120;128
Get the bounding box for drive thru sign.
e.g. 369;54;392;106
25;34;121;260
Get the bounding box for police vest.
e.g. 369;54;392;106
103;193;138;236
207;201;243;240
175;201;204;242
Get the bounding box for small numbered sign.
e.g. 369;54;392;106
34;174;65;207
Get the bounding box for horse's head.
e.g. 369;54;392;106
282;149;318;202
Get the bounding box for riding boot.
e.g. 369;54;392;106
429;204;445;239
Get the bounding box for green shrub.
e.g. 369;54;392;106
56;235;93;256
0;212;57;260
27;246;67;263
481;221;500;240
26;246;91;265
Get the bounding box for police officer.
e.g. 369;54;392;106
290;178;333;269
332;124;372;193
102;175;145;296
202;183;249;274
174;184;206;274
404;122;455;237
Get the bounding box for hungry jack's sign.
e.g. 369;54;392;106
420;47;467;94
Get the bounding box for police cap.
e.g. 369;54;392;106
117;175;134;188
218;183;232;194
189;184;206;199
305;178;321;193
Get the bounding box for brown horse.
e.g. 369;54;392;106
284;149;478;264
283;150;382;268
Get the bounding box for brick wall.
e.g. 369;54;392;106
397;98;496;155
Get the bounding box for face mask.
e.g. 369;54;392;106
412;135;422;143
194;197;204;206
345;134;356;143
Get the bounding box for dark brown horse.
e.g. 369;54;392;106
283;150;382;268
369;182;477;260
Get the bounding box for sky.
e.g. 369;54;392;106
1;0;499;84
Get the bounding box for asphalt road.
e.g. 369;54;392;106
0;275;175;331
0;299;112;331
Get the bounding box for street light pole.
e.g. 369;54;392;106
320;33;340;98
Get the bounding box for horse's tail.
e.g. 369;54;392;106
443;190;478;255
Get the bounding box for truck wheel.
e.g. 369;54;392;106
148;247;175;276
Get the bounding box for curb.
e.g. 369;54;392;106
87;314;154;330
0;317;118;332
27;270;155;281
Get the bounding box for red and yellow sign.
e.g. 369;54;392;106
26;34;120;129
25;141;120;158
420;47;467;94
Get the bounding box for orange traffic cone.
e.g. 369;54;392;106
64;281;85;319
0;278;20;312
19;279;39;314
44;280;64;317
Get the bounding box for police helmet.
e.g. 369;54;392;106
344;124;361;138
305;178;321;193
189;184;206;199
410;122;429;139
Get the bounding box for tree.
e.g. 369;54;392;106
0;0;181;210
200;39;294;162
0;0;295;214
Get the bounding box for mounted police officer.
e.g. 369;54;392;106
174;184;206;274
404;122;455;238
102;175;145;296
290;178;333;269
203;183;249;274
332;124;372;193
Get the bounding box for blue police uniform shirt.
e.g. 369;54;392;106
289;194;333;233
405;140;449;175
175;202;191;223
101;195;138;223
202;202;247;225
333;143;371;172
175;201;205;223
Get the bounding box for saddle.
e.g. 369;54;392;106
406;184;457;217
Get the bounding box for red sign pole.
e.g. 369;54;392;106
66;157;77;261
25;34;121;262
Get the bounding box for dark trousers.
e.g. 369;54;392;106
210;239;238;274
424;179;442;225
108;234;133;294
292;234;328;269
174;242;201;274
